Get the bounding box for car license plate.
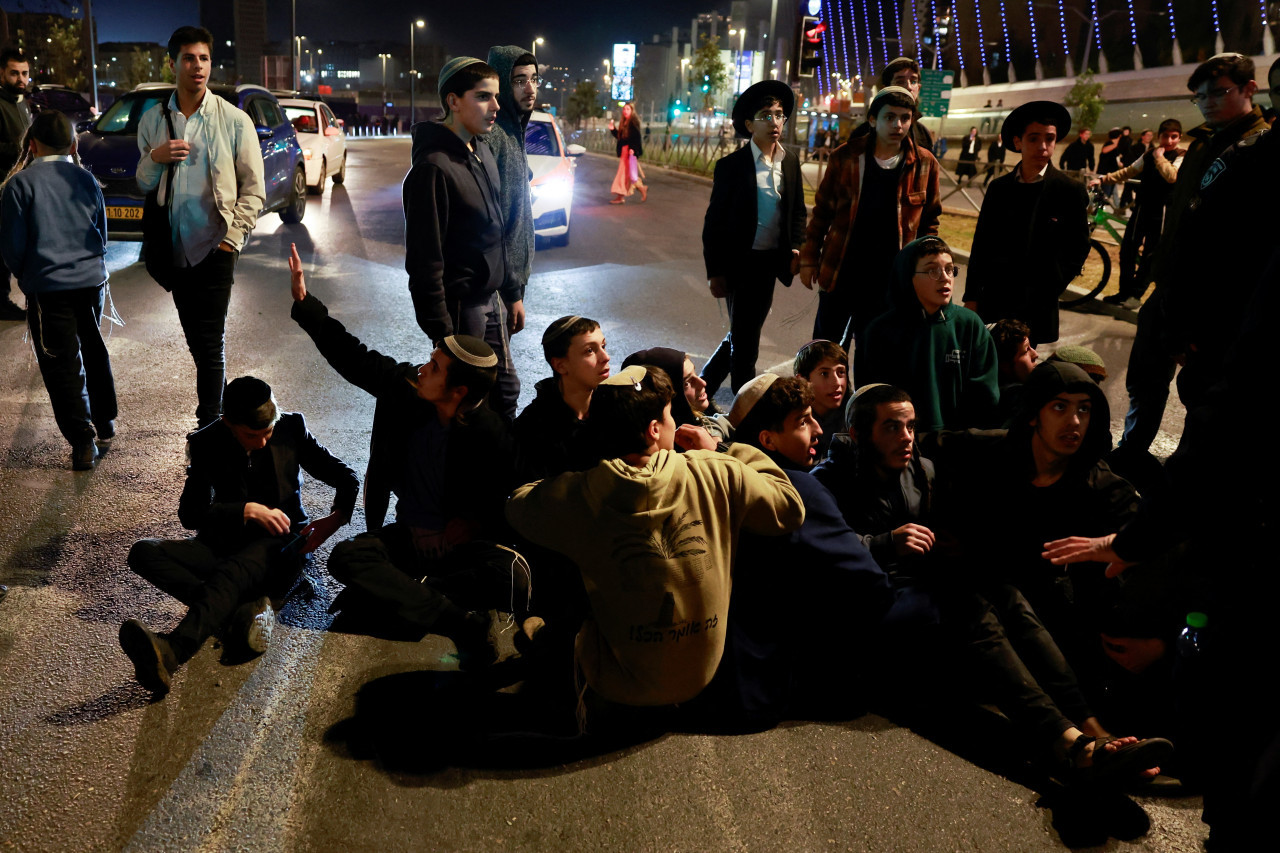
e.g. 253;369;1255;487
106;206;143;221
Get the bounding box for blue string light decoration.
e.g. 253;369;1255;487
861;0;876;79
952;1;966;73
911;0;923;59
1166;0;1178;42
819;7;833;98
1090;0;1101;50
1261;0;1270;26
1126;0;1138;47
1026;0;1042;63
839;0;856;84
998;0;1012;66
1056;0;1070;58
931;0;938;66
876;0;890;72
973;0;988;68
1211;0;1221;33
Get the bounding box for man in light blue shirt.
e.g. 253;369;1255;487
137;26;265;429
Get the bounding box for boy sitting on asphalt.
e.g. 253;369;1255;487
513;315;610;483
505;364;804;718
121;376;358;696
792;340;848;459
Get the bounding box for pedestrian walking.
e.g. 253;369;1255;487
135;26;266;431
0;110;116;470
0;46;33;321
700;80;806;396
608;103;646;203
956;127;980;185
982;136;1005;187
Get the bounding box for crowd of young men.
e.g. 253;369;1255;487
2;28;1266;848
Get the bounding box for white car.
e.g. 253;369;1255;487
279;98;348;195
526;111;585;247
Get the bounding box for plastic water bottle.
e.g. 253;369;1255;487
1177;611;1208;660
1175;611;1209;782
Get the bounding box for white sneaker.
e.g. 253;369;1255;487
246;604;275;653
230;596;275;656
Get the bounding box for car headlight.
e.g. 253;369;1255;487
531;175;572;204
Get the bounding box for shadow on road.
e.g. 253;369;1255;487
43;683;156;726
323;666;667;784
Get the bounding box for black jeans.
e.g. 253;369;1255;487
450;291;519;420
701;251;780;395
26;286;117;445
328;523;526;639
128;533;298;663
171;248;236;428
958;585;1090;745
1116;209;1160;301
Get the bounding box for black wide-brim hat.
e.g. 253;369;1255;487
1000;100;1072;148
732;80;795;139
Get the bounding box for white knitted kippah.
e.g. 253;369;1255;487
444;334;498;368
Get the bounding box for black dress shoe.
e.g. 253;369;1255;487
71;442;97;471
119;619;178;695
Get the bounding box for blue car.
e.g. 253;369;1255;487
76;82;308;238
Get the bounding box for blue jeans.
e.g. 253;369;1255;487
171;249;236;428
26;285;117;445
1119;295;1175;454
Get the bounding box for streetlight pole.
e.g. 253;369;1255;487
294;35;305;93
533;36;544;68
291;0;297;91
380;53;389;127
84;0;99;112
409;18;425;127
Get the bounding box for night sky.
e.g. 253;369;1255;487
86;0;719;74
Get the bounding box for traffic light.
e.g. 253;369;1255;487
702;74;710;93
797;15;825;78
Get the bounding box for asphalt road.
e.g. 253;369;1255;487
0;138;1201;851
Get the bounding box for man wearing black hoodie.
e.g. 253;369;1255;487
404;57;521;418
924;361;1139;670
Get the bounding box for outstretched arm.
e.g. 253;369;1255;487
1042;533;1134;578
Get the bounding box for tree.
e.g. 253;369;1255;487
44;18;88;91
566;79;600;128
690;35;728;115
1064;71;1105;133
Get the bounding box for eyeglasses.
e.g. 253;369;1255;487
752;113;787;124
914;265;959;281
1190;84;1240;105
512;75;541;89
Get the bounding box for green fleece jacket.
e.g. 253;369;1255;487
859;236;1000;431
506;444;804;706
